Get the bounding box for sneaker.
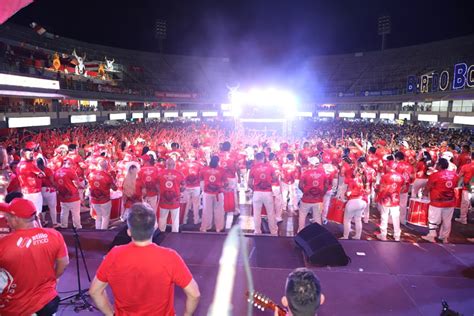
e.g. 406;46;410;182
394;237;401;242
421;235;436;243
376;234;387;241
339;236;349;240
322;219;328;225
455;218;468;225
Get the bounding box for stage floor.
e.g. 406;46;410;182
56;229;474;316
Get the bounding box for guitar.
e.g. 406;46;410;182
246;291;287;316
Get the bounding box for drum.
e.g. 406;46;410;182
454;188;462;208
224;191;235;213
407;198;429;227
327;197;345;224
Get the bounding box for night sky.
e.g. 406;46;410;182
9;0;474;63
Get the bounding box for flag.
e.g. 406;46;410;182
0;0;33;25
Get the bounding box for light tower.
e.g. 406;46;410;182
377;15;391;51
155;19;167;53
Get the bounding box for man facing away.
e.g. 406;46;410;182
89;203;200;316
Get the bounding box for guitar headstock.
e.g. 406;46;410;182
246;291;286;316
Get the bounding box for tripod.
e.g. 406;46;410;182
60;226;95;312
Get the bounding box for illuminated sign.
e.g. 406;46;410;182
202;111;218;117
417;114;438;122
361;112;377;119
132;112;144;119
70;115;96;124
380;113;395;120
148;112;161;118
8;116;51;128
109;113;126;120
164;112;179;118
399;113;411;120
339;112;355;118
183;112;198;118
318;111;335;118
453;116;474;125
0;73;60;90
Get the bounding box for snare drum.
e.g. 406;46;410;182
408;198;429;227
454;187;462;208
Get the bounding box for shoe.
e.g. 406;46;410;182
440;238;449;244
421;235;436;243
394;237;401;242
376;234;387;241
455;218;468;225
276;217;283;223
322;219;328;225
467;238;474;243
53;223;61;228
339;236;349;240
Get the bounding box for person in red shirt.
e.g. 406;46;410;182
89;203;200;316
298;157;329;232
182;152;203;225
394;151;415;225
6;161;20;194
268;152;283;222
375;162;404;241
37;158;59;227
121;162;142;217
456;152;474;225
422;158;459;243
281;154;300;214
249;152;278;235
0;198;69;316
298;141;314;168
54;158;83;229
218;141;240;215
137;154;160;213
157;158;185;233
199;156;228;232
411;151;432;198
17;147;45;217
320;153;338;224
457;144;472;170
88;159;117;230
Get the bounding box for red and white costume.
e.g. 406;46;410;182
88;170;115;229
157;169;184;232
199;166;227;232
249;162;277;235
54;167;81;228
298;166;329;231
376;171;404;240
17;159;43;215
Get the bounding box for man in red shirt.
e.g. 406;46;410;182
376;162;404;241
249;152;278;235
89;203;200;316
218;141;240;215
456;152;474;225
17;147;45;217
298;157;329;232
394;152;415;225
137;154;160;213
281;154;300;214
457;144;472;170
0;198;69;316
268;153;283;222
182;152;203;225
88;159;117;230
422;158;459;243
320;153;339;224
199;156;228;232
157;158;185;233
54;158;83;229
66;144;86;203
37;157;59;227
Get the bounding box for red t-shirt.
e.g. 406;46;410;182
66;152;85;180
281;162;299;184
376;172;404;207
17;160;43;194
199;167;227;194
346;176;368;201
97;243;192;316
6;173;20;194
415;160;428;179
459;162;474;189
182;161;202;188
218;151;238;179
366;153;382;172
249;162;275;192
137;166;160;197
54;167;80;203
300;167;329;203
457;152;472;170
298;148;314;166
341;161;354;179
395;160;415;193
88;170;114;204
427;170;459;207
269;160;282;186
0;228;67;316
157;169;184;209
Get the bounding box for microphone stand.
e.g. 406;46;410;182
60;226;95;312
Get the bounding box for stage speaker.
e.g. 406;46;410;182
294;223;350;266
110;223;162;250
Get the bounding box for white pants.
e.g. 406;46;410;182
427;205;454;240
411;179;428;198
399;192;409;225
299;202;322;232
281;182;297;211
294;180;303;204
460;189;472;222
253;191;277;235
272;185;283;220
379;204;401;240
159;207;180;232
343;199;367;239
336;176;348;201
201;193;224;232
92;201;111;230
41;188;57;224
363;194;371;223
144;195;158;213
60;200;82;229
23;192;43;216
322;190;333;220
184;187;201;224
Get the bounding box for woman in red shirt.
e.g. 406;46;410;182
121;163;142;220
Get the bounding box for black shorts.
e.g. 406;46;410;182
36;296;60;316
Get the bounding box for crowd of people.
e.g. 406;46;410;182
0;120;471;241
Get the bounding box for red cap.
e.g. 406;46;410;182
25;141;37;150
0;198;37;218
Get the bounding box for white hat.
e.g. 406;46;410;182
308;157;320;166
401;141;409;149
442;151;454;159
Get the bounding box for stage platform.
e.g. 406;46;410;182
55;229;474;316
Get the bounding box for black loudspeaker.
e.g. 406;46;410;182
110;224;162;250
294;223;351;266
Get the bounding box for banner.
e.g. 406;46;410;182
0;0;33;24
154;91;199;99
